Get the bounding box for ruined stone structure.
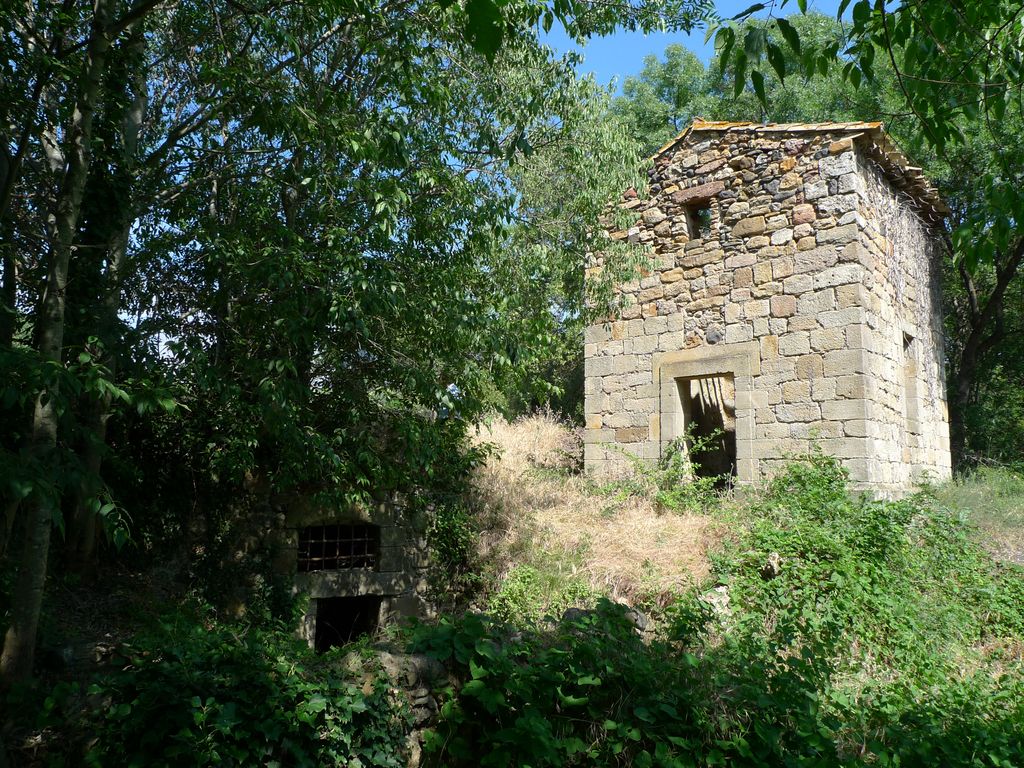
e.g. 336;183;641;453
584;120;952;495
276;499;430;650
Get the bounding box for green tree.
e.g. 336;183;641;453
614;44;708;152
1;0;127;686
613;13;895;153
932;117;1024;464
0;0;709;686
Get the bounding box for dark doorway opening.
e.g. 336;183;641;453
677;374;737;485
314;595;382;652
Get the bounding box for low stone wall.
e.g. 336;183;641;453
277;498;431;645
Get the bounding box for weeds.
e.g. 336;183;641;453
29;420;1024;767
36;607;411;767
932;465;1024;564
595;428;729;514
414;449;1024;767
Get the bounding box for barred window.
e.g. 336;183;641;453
298;524;379;572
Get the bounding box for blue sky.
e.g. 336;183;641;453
543;0;845;90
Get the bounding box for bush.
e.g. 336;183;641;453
67;610;411;767
596;429;726;513
654;434;727;513
427;501;483;604
413;451;1024;767
411;601;711;767
487;565;546;624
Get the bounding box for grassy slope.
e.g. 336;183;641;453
469;413;723;613
425;416;1024;766
932;466;1024;565
475;414;1024;609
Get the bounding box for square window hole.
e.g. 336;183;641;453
685;203;713;239
314;595;382;652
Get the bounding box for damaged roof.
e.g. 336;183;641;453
655;119;950;223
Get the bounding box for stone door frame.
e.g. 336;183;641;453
654;341;760;483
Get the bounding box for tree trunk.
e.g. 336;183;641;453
949;238;1024;469
0;0;114;687
0;149;15;348
0;499;21;564
0;240;15;349
69;25;147;567
69;400;108;568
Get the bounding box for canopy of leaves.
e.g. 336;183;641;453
0;0;715;592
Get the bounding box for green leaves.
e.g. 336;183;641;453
85;616;411;766
766;41;786;82
414;599;706;766
704;2;1024;156
464;0;505;61
731;3;766;20
750;69;766;104
851;0;870;28
774;17;800;55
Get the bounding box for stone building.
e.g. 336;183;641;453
276;499;430;651
584;120;952;495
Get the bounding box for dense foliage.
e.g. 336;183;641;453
413;454;1024;767
8;444;1023;766
33;611;411;767
0;0;710;682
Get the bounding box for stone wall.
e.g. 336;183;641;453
584;124;951;493
857;160;952;488
278;499;431;645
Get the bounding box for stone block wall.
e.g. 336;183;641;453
278;499;431;645
857;161;952;488
584;123;952;494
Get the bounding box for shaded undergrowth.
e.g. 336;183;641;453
9;451;1024;767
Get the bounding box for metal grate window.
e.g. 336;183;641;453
298;524;380;572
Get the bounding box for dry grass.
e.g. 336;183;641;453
470;412;722;606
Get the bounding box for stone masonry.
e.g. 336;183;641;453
584;120;952;495
277;498;431;647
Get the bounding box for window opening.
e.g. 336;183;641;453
685;203;712;239
314;596;382;652
902;333;919;435
676;374;736;485
298;524;380;572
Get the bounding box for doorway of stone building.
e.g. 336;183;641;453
676;374;737;485
313;595;383;652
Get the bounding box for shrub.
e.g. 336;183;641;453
486;564;597;626
71;610;411;767
414;451;1024;767
411;601;711;767
487;565;545;624
700;450;1024;764
653;434;726;513
427;501;482;603
597;429;727;513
